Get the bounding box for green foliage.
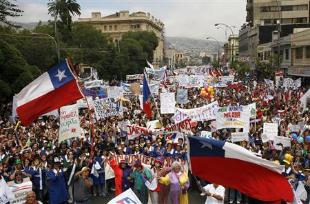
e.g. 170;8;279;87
0;39;40;101
232;61;251;78
255;59;275;80
212;61;220;68
0;0;23;27
202;56;211;65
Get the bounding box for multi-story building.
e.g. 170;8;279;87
78;11;165;65
227;35;239;63
239;0;310;70
289;28;310;78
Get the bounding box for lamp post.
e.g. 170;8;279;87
206;36;221;65
215;23;236;64
31;32;60;62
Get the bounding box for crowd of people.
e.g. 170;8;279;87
0;67;310;204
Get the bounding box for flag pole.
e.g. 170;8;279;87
14;121;21;146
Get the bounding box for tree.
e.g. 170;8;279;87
255;59;275;80
232;61;250;78
0;39;40;102
0;0;23;27
47;0;81;34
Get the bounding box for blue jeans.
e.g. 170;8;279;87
229;188;241;202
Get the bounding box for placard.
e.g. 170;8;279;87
216;106;250;130
231;132;249;143
107;86;124;99
8;179;32;204
93;98;123;120
274;136;291;150
160;92;176;114
262;123;278;142
176;88;188;104
59;104;81;143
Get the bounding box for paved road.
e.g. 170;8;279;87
91;188;205;204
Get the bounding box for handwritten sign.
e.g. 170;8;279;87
231;132;249;143
93;98;123;120
160;92;176;114
8;179;32;204
274;136;291;150
216;106;250;130
59;104;81;143
262;123;278;142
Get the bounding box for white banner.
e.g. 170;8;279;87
107;86;124;99
216;106;250;130
174;101;219;123
231;132;249;143
107;188;142;204
219;76;234;84
93;98;123;120
105;163;115;180
247;103;257;119
176;74;189;87
262;123;278;142
8;180;32;204
59;104;81;143
274;136;291;150
160;92;176;114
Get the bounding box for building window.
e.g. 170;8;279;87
104;25;107;31
281;5;293;11
293;18;307;24
285;49;289;60
306;46;310;58
295;47;303;59
114;25;117;30
109;25;112;31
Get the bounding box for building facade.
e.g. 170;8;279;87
227;35;239;63
290;28;310;77
78;11;165;65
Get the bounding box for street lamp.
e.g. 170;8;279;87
206;36;221;64
32;32;60;62
215;23;236;64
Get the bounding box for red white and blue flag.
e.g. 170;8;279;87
188;136;293;203
142;74;152;119
16;59;83;125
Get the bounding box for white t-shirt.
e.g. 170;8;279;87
203;184;225;204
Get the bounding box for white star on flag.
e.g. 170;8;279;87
55;69;67;81
200;141;213;150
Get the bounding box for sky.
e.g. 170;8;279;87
15;0;246;41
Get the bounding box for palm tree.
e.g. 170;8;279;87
47;0;81;31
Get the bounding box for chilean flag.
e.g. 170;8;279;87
143;74;152;119
16;60;83;126
188;136;293;203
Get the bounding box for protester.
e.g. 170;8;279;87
73;167;93;204
0;64;310;204
202;183;225;204
25;191;42;204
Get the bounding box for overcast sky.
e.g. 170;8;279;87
15;0;246;41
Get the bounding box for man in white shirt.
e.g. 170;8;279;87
202;183;225;204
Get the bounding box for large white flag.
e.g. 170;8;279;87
107;188;142;204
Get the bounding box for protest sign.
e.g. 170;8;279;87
176;88;188;104
126;125;150;140
93;98;123;120
264;79;274;90
107;188;142;204
231;132;249;143
164;119;192;132
8;179;32;204
105;163;115;180
273;136;291;150
246;103;256;119
146;120;162;131
219;76;234;84
216;106;250;131
188;75;204;87
149;82;160;96
126;74;143;81
262;123;278;142
59;104;81;143
289;125;300;133
174;101;219;123
176;74;189;87
160;92;176;114
107;86;124;99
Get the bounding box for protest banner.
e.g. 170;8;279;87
219;76;234;84
176;88;189;104
145;66;166;81
174;101;219;123
231;132;249;143
264;79;274;90
126;125;150;140
188;75;205;87
160;92;176;114
107;86;124;99
107;188;142;204
164;119;192;132
59;104;81;143
262;123;278;142
216;106;250;131
93;98;123;120
273;136;291;150
8;179;32;204
105;163;115;180
126;74;143;81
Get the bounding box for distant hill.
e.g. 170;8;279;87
166;36;224;57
